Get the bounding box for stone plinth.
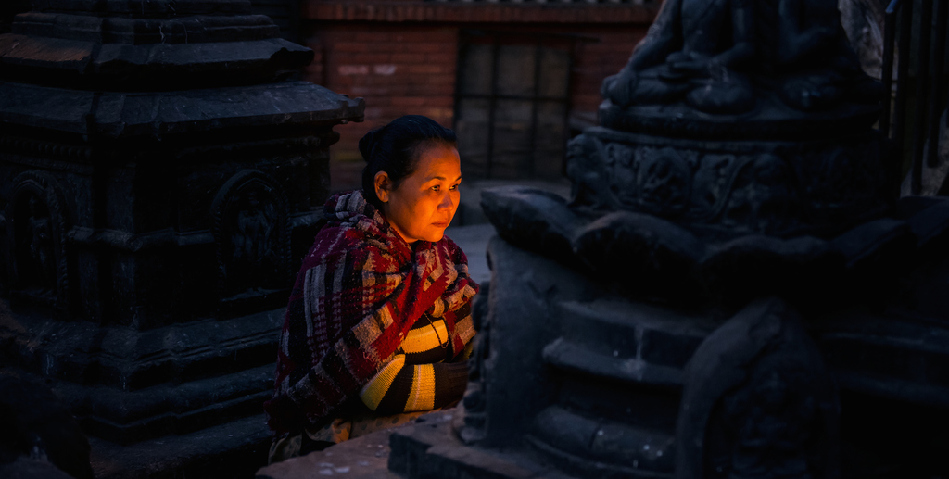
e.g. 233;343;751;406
382;0;949;475
570;124;888;238
399;193;949;479
0;0;363;472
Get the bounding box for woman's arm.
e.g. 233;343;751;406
360;309;475;414
360;355;469;414
267;236;477;433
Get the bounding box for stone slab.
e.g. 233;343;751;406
90;413;272;479
0;458;76;479
456;179;570;227
254;417;423;479
255;409;576;479
0;81;364;138
388;410;579;479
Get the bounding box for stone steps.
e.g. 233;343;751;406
90;413;272;479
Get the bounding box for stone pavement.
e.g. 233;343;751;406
256;410;579;479
90;414;272;479
254;421;404;479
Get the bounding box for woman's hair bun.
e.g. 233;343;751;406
358;129;379;163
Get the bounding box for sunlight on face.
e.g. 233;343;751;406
375;143;462;244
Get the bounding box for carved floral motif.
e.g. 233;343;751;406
567;129;886;236
6;170;69;309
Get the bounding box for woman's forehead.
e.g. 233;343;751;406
416;145;461;178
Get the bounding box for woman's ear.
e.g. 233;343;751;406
373;171;391;203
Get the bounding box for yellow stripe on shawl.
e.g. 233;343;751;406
404;364;436;411
401;320;449;354
360;354;406;410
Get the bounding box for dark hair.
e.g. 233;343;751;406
360;115;457;209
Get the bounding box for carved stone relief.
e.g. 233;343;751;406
567;129;887;237
676;297;840;479
6;170;69;309
211;169;290;300
601;0;881;116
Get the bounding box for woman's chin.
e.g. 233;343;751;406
423;227;449;243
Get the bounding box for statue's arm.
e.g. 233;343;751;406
712;0;755;69
625;0;682;71
777;0;836;66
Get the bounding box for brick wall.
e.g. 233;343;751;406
305;23;459;164
300;1;657;188
571;29;648;119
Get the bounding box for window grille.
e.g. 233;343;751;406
454;31;573;180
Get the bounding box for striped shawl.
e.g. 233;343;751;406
264;190;478;434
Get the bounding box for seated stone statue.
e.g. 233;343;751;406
601;0;756;114
602;0;881;115
763;0;883;110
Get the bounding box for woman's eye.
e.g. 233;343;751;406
431;185;440;192
449;184;459;191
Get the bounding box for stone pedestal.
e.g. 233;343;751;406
570;123;888;238
0;0;363;472
393;5;949;472
389;190;949;479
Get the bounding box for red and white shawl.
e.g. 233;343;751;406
264;190;478;434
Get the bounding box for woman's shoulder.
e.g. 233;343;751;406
300;218;409;276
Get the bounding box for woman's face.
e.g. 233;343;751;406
375;143;462;244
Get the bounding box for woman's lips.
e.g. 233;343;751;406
432;221;449;227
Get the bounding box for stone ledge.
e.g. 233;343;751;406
255;417;413;479
388;410;579;479
90;413;272;479
0;81;365;138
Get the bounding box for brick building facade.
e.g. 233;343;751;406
299;0;660;187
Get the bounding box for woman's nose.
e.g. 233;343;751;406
438;192;454;210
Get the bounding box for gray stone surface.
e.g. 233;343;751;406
0;457;76;479
0;0;363;476
676;297;840;479
416;1;949;476
255;413;448;479
481;185;581;265
389;410;578;479
90;414;271;479
0;371;94;479
456;179;570;227
446;179;572;286
463;236;602;449
600;0;881;128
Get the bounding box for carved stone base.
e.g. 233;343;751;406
568;126;889;238
0;300;282;445
450;204;949;478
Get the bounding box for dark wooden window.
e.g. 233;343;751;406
454;32;573;180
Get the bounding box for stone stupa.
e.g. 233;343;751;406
0;0;363;475
382;0;949;477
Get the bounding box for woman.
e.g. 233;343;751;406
264;115;478;462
